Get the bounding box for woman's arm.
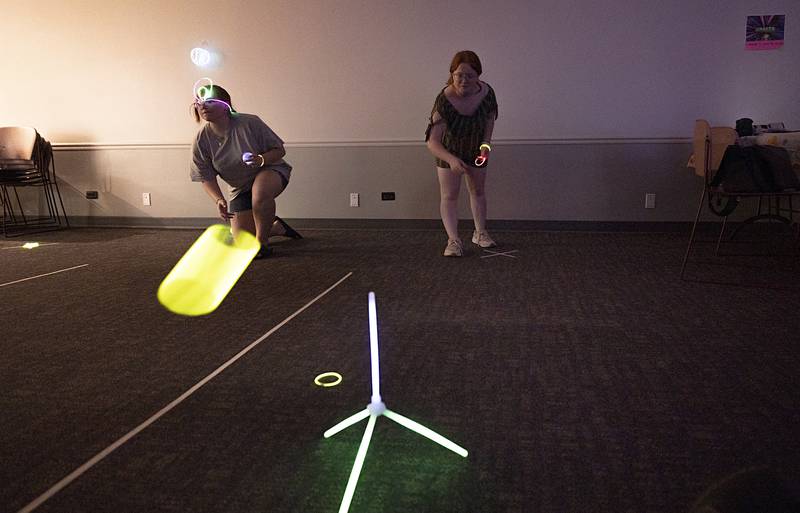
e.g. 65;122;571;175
426;114;467;172
251;146;286;168
483;113;496;144
201;178;233;220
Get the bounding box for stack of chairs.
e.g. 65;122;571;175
0;126;69;237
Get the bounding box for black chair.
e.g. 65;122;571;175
681;119;800;279
0;126;69;237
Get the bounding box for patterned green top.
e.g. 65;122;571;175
425;84;498;168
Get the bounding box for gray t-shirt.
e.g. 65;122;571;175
190;113;292;199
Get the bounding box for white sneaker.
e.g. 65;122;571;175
443;238;463;257
472;230;497;248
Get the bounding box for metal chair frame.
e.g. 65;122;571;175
0;128;69;237
681;121;800;279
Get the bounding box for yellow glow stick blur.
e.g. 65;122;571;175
158;224;260;316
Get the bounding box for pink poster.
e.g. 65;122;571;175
746;15;785;50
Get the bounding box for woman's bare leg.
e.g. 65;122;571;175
251;170;286;245
437;166;462;241
464;167;488;234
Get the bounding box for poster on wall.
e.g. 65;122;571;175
745;15;785;50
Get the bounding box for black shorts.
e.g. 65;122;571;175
228;171;289;213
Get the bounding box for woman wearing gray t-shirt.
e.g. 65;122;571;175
190;85;301;258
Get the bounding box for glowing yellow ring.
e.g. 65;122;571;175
314;372;343;387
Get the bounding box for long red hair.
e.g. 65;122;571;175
446;50;483;85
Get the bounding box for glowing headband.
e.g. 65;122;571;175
192;77;234;113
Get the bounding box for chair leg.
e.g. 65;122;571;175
40;177;58;225
50;161;70;227
2;186;23;237
715;215;728;256
13;187;28;225
1;186;7;237
2;186;18;224
791;196;800;251
681;186;707;279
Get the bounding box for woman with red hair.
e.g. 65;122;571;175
426;50;499;257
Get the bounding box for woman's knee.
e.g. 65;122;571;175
466;169;487;195
466;178;486;198
467;184;485;198
251;193;276;212
253;171;285;198
440;190;460;203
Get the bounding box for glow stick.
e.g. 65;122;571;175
193;77;213;100
314;372;343;388
324;292;468;513
338;415;377;513
192;77;234;114
383;410;468;457
157;224;260;316
474;143;491;167
324;409;370;439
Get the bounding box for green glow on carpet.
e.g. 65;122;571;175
337;414;376;513
324;292;468;512
383;410;468;458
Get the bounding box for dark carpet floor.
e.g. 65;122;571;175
1;225;799;513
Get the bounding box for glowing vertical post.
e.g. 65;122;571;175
324;292;467;512
368;291;381;404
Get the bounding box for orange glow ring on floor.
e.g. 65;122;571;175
314;372;343;387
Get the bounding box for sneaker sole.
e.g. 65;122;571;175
472;239;497;248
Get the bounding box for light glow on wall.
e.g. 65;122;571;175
189;44;221;68
190;47;212;67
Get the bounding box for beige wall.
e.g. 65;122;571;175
40;140;699;224
3;1;798;224
4;0;799;144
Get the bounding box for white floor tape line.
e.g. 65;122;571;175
16;271;354;513
0;264;89;288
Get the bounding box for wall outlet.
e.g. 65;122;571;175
644;193;656;209
349;192;359;207
85;190;98;199
381;192;396;201
142;192;152;206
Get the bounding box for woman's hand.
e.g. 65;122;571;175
447;157;468;174
216;198;234;221
244;154;265;168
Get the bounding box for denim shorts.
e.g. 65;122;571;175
228;170;289;213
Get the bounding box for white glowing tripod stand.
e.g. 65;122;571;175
323;292;468;513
